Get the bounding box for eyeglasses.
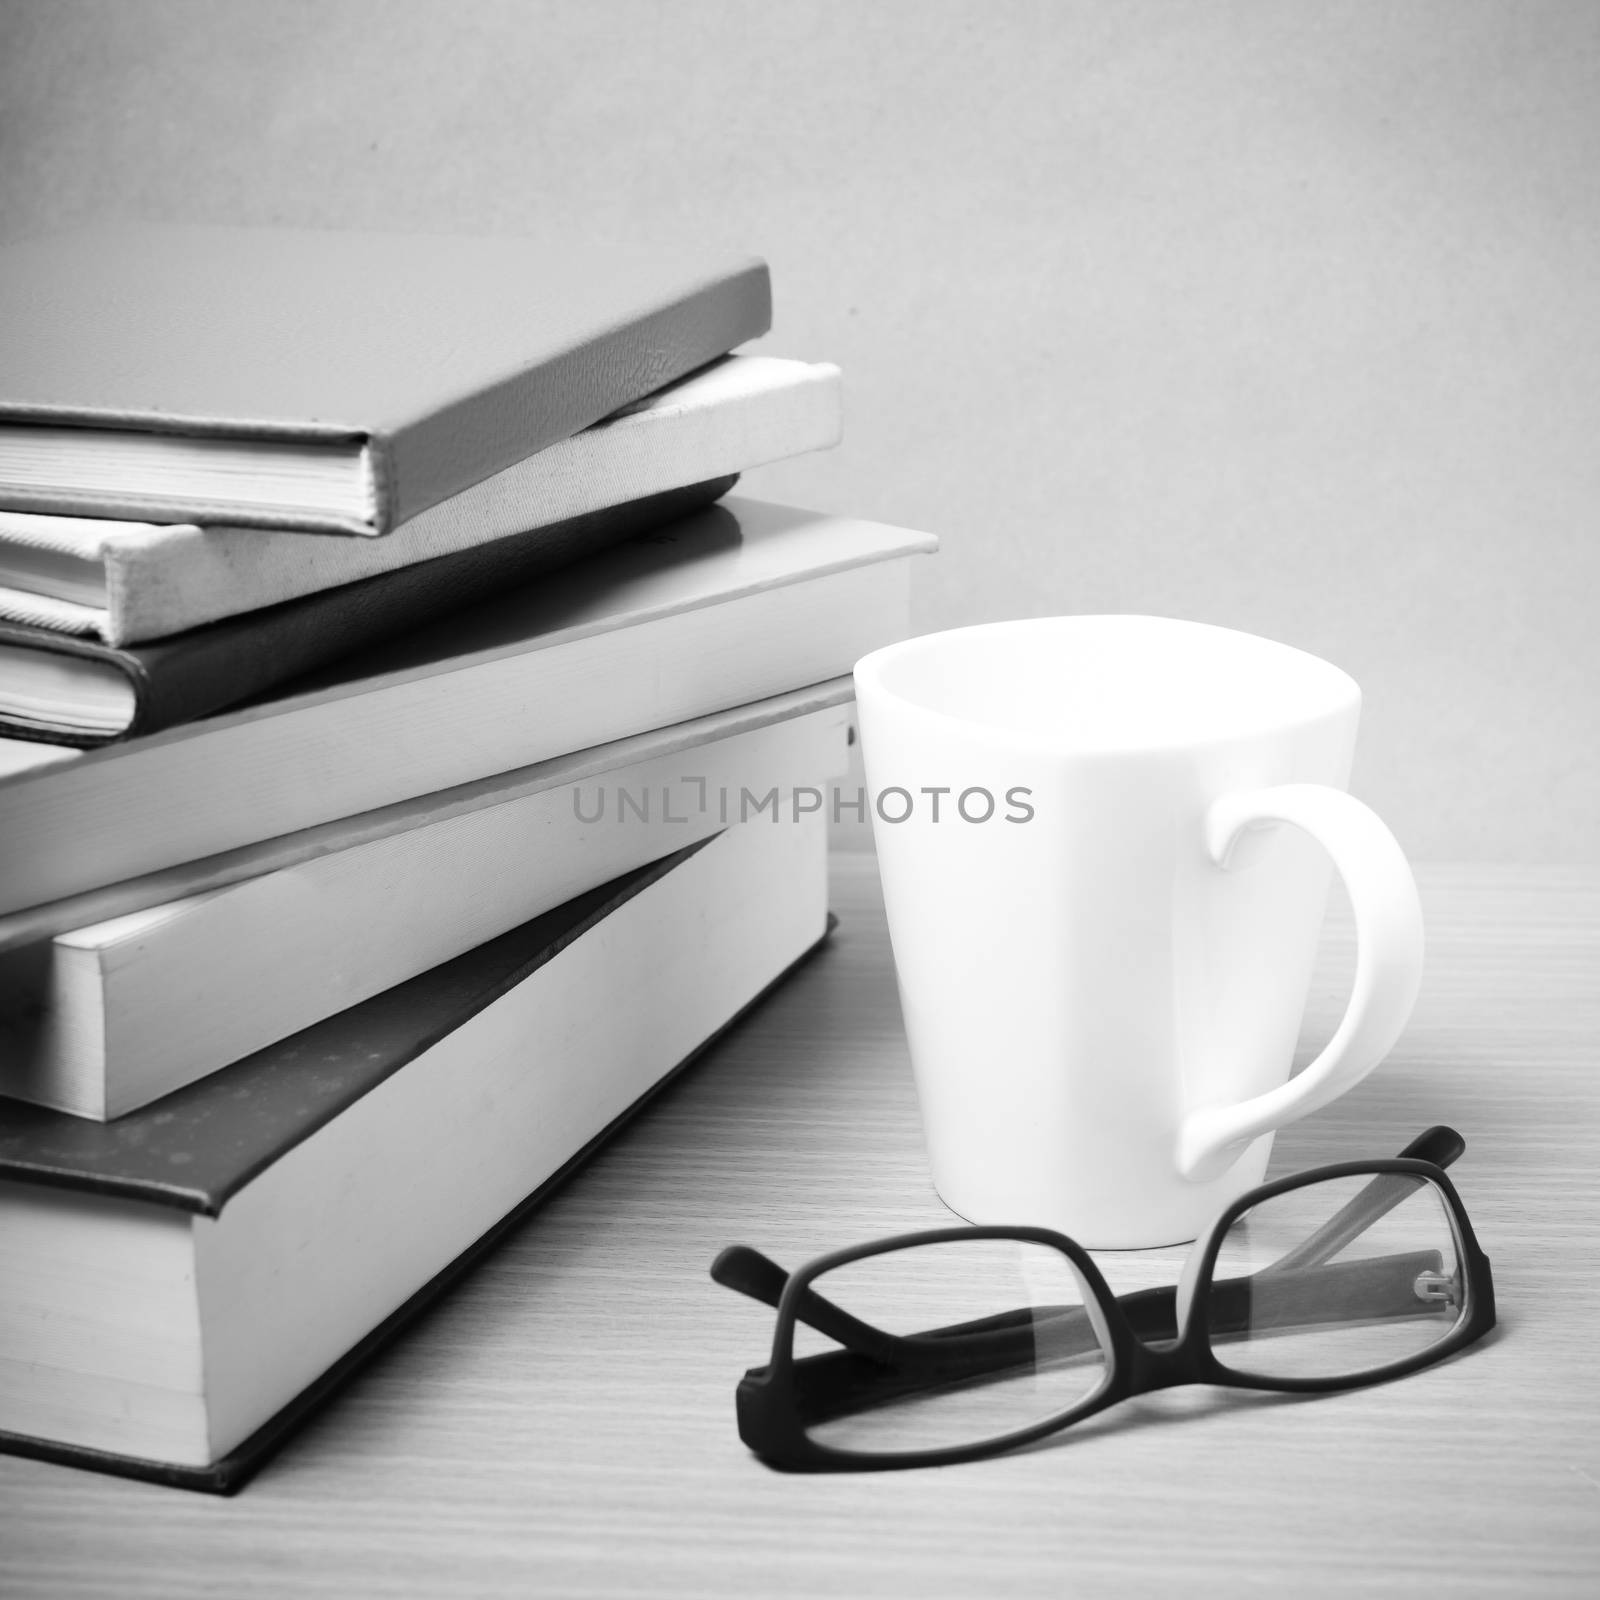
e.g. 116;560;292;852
712;1126;1495;1471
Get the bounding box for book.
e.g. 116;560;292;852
0;477;735;746
0;223;771;535
0;678;851;953
0;813;830;1492
0;689;852;1118
0;354;843;645
0;498;934;916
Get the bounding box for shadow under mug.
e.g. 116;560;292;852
853;615;1424;1249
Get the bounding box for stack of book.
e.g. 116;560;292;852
0;224;936;1490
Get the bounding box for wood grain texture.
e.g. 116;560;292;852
1;858;1597;1597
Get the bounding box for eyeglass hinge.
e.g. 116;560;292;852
1413;1270;1458;1305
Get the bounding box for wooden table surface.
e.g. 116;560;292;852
2;857;1597;1598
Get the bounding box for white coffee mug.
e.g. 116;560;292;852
853;615;1424;1248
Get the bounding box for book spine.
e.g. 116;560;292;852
377;262;773;534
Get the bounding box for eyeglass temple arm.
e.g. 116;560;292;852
1267;1125;1464;1275
711;1244;908;1364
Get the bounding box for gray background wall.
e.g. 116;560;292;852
2;0;1596;861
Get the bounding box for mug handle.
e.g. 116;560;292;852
1175;782;1425;1184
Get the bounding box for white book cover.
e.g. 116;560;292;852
0;355;842;644
0;697;853;1119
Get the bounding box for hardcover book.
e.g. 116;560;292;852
0;816;831;1491
0;689;853;1118
0;355;843;644
0;223;771;535
0;498;935;916
0;678;851;952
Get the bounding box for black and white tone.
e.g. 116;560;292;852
0;4;1595;1596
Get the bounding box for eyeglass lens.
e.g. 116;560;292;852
793;1238;1110;1454
1204;1172;1466;1381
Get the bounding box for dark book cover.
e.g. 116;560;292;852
0;224;771;534
0;838;837;1492
0;476;736;746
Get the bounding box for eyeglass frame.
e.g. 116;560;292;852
715;1126;1497;1471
